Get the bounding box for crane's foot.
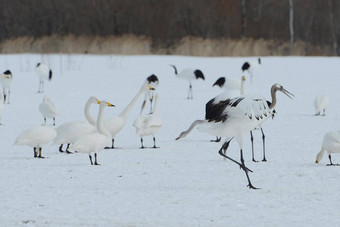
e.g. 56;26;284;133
326;163;340;166
252;158;259;163
247;183;260;190
210;138;221;142
262;158;267;162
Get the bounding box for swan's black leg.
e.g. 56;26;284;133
53;117;56;126
89;155;93;165
210;136;221;142
66;144;73;154
38;147;44;158
59;144;64;153
105;139;115;149
140;138;145;149
34;147;38;158
152;137;159;148
94;153;100;165
261;128;267;162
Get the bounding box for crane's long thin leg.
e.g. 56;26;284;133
218;142;252;173
240;149;258;189
261;128;267;162
53;117;56;126
94;153;100;165
250;131;257;162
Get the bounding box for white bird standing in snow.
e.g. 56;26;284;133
141;74;159;114
53;96;100;153
169;65;205;99
71;100;114;165
39;95;58;125
198;83;294;189
314;95;329;116
105;83;154;149
133;93;163;148
36;63;52;93
14;125;57;158
241;58;261;83
0;70;13;104
315;131;340;166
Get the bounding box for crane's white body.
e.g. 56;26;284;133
316;131;340;164
53;97;98;147
36;63;52;93
134;93;162;147
71;101;113;164
0;70;13;104
39;96;58;125
105;84;152;148
314;95;329;116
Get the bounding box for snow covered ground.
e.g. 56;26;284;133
1;54;340;226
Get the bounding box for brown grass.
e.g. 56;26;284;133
0;35;334;56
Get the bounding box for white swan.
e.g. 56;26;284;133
53;96;100;153
315;131;340;165
133;93;163;148
71;100;114;165
39;95;59;125
0;70;13;104
314;95;329;116
36;63;52;93
14;125;57;158
105;84;154;149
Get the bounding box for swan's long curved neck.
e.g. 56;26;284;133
316;148;325;162
240;80;245;95
84;100;96;125
97;104;111;138
119;85;147;119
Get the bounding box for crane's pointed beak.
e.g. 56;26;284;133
283;88;294;99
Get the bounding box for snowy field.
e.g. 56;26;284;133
1;54;340;226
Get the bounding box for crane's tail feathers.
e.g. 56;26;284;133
175;120;206;140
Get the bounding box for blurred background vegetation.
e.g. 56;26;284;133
0;0;338;56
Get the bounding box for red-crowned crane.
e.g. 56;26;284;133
36;63;52;93
198;83;293;189
241;58;261;83
169;65;205;99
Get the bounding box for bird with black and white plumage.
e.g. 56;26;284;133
141;74;159;114
314;94;329;116
241;58;261;83
169;65;205;99
315;131;340;166
198;83;294;189
39;95;59;126
0;70;13;104
36;63;52;93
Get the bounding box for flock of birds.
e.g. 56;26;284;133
0;57;338;189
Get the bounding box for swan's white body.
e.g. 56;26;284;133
53;96;99;152
0;70;13;104
71;101;114;165
36;63;52;93
14;125;57;158
134;93;162;148
170;65;205;99
105;84;153;148
39;95;58;125
315;131;340;165
314;95;329;116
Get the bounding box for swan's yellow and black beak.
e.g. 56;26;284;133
148;85;155;90
315;160;319;164
106;102;115;107
96;100;101;104
242;76;246;81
